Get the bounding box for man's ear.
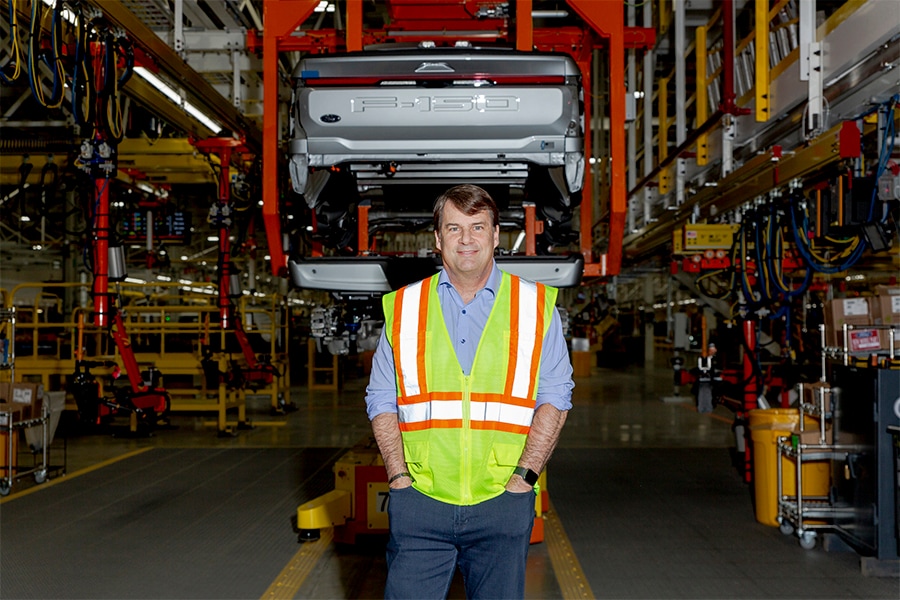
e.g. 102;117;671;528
492;225;500;249
435;229;442;253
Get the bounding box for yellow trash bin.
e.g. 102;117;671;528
748;408;831;527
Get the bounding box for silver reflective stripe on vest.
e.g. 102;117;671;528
511;279;539;400
398;279;425;398
469;401;534;428
399;400;464;423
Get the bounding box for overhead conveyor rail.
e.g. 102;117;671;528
623;0;900;261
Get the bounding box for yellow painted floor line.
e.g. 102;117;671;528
261;528;333;600
0;447;153;505
545;500;595;599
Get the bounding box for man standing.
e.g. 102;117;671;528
365;184;574;599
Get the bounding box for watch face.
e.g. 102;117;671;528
516;467;538;485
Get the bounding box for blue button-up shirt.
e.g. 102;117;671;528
365;263;574;420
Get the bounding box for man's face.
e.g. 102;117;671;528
435;202;500;281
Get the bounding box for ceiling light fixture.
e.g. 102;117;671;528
133;67;222;134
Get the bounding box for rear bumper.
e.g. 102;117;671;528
289;254;584;292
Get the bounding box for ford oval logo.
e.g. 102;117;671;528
320;114;341;123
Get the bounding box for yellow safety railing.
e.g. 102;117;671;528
6;283;91;361
739;0;802;120
694;3;725;166
690;0;806;138
657;72;672;195
657;0;672;37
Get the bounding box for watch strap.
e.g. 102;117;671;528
513;466;539;486
388;472;413;484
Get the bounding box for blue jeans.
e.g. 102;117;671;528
384;487;535;600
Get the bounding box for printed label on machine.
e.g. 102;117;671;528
849;329;881;352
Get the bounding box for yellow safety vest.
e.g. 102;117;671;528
382;271;558;505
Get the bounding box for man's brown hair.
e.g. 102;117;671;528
433;184;499;232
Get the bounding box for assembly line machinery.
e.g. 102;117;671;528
2;282;290;435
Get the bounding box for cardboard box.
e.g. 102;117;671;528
874;285;900;296
795;426;833;446
0;383;43;420
825;297;872;346
0;402;24;424
801;382;832;413
872;293;900;324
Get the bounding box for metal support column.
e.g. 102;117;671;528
92;176;111;328
674;0;686;207
799;0;823;136
568;0;626;275
742;319;758;483
754;0;770;122
627;2;637;232
696;25;709;166
642;0;655;226
644;276;655;365
261;0;319;277
516;0;533;51
666;276;674;340
174;0;185;56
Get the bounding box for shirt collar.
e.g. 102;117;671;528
438;261;500;298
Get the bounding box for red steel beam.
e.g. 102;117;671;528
565;0;625;276
347;0;363;52
624;26;655;49
262;0;319;277
516;0;533;51
358;203;370;255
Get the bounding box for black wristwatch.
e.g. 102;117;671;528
513;466;539;486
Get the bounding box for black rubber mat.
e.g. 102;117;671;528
1;447;344;599
549;448;899;599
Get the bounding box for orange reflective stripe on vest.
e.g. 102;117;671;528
392;273;544;434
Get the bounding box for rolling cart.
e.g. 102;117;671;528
775;383;866;549
0;307;51;496
0;401;50;496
